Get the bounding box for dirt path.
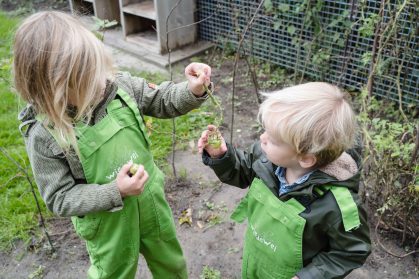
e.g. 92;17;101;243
1;46;417;279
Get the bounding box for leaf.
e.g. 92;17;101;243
273;20;282;31
287;25;296;35
178;208;192;226
264;0;273;12
278;4;290;13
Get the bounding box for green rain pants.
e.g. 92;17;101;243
70;88;187;279
231;178;361;279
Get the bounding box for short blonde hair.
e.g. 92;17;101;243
258;82;356;167
13;11;114;151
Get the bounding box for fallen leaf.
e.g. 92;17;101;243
178;208;193;226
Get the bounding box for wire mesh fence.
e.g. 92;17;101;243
197;0;418;105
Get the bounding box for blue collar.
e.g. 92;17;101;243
275;167;314;195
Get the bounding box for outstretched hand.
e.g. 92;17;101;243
185;62;212;97
198;125;228;159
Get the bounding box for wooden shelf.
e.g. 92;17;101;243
122;1;156;20
83;0;93;3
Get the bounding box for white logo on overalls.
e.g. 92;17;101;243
106;151;139;180
250;224;277;252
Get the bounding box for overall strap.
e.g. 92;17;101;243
115;88;151;146
315;185;361;232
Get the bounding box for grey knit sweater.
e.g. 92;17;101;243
19;72;207;217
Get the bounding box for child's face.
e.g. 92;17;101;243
259;128;299;168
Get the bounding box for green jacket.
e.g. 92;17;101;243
202;142;371;279
18;71;207;217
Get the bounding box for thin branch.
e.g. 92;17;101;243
366;0;386;97
166;0;183;180
367;0;409;98
375;215;418;258
243;54;262;104
337;0;357;86
231;0;265;143
410;124;419;166
167;5;221;34
0;147;55;252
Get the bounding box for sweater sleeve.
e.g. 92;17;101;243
116;71;208;118
24;122;123;217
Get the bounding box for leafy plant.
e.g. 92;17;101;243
357;88;418;245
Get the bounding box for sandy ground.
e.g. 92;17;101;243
1;45;417;279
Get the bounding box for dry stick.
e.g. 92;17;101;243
410;124;419;166
244;22;262;104
337;0;357;87
395;15;415;122
366;0;386;98
244;54;262;104
231;0;265;143
162;1;222;180
166;0;183;180
367;0;409;98
293;0;313;84
243;26;261;104
375;215;418;258
0;147;55;252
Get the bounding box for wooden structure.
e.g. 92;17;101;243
70;0;197;54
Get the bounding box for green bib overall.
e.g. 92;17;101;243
70;89;187;279
231;178;360;279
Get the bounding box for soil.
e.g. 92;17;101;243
0;3;417;279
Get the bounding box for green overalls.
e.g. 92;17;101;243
70;88;187;278
231;178;360;279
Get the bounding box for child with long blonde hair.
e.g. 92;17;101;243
15;11;211;279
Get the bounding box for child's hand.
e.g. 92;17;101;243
185;62;212;97
116;162;149;197
198;125;227;158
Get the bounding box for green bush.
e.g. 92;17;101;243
358;89;418;245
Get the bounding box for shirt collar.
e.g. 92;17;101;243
275;167;314;195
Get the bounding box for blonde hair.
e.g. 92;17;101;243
13;11;114;151
258;82;356;167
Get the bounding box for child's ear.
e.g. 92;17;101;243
298;154;317;169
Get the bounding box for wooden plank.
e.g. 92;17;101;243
123;1;156;20
83;0;93;3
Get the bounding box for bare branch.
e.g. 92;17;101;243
231;0;265;143
0;147;55;252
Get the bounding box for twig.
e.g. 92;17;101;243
166;0;183;180
410;124;419;166
293;0;314;84
367;0;409;98
337;0;357;86
243;53;262;104
0;147;55;252
375;215;418;258
366;0;386;98
231;0;265;143
167;4;221;34
162;1;223;180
